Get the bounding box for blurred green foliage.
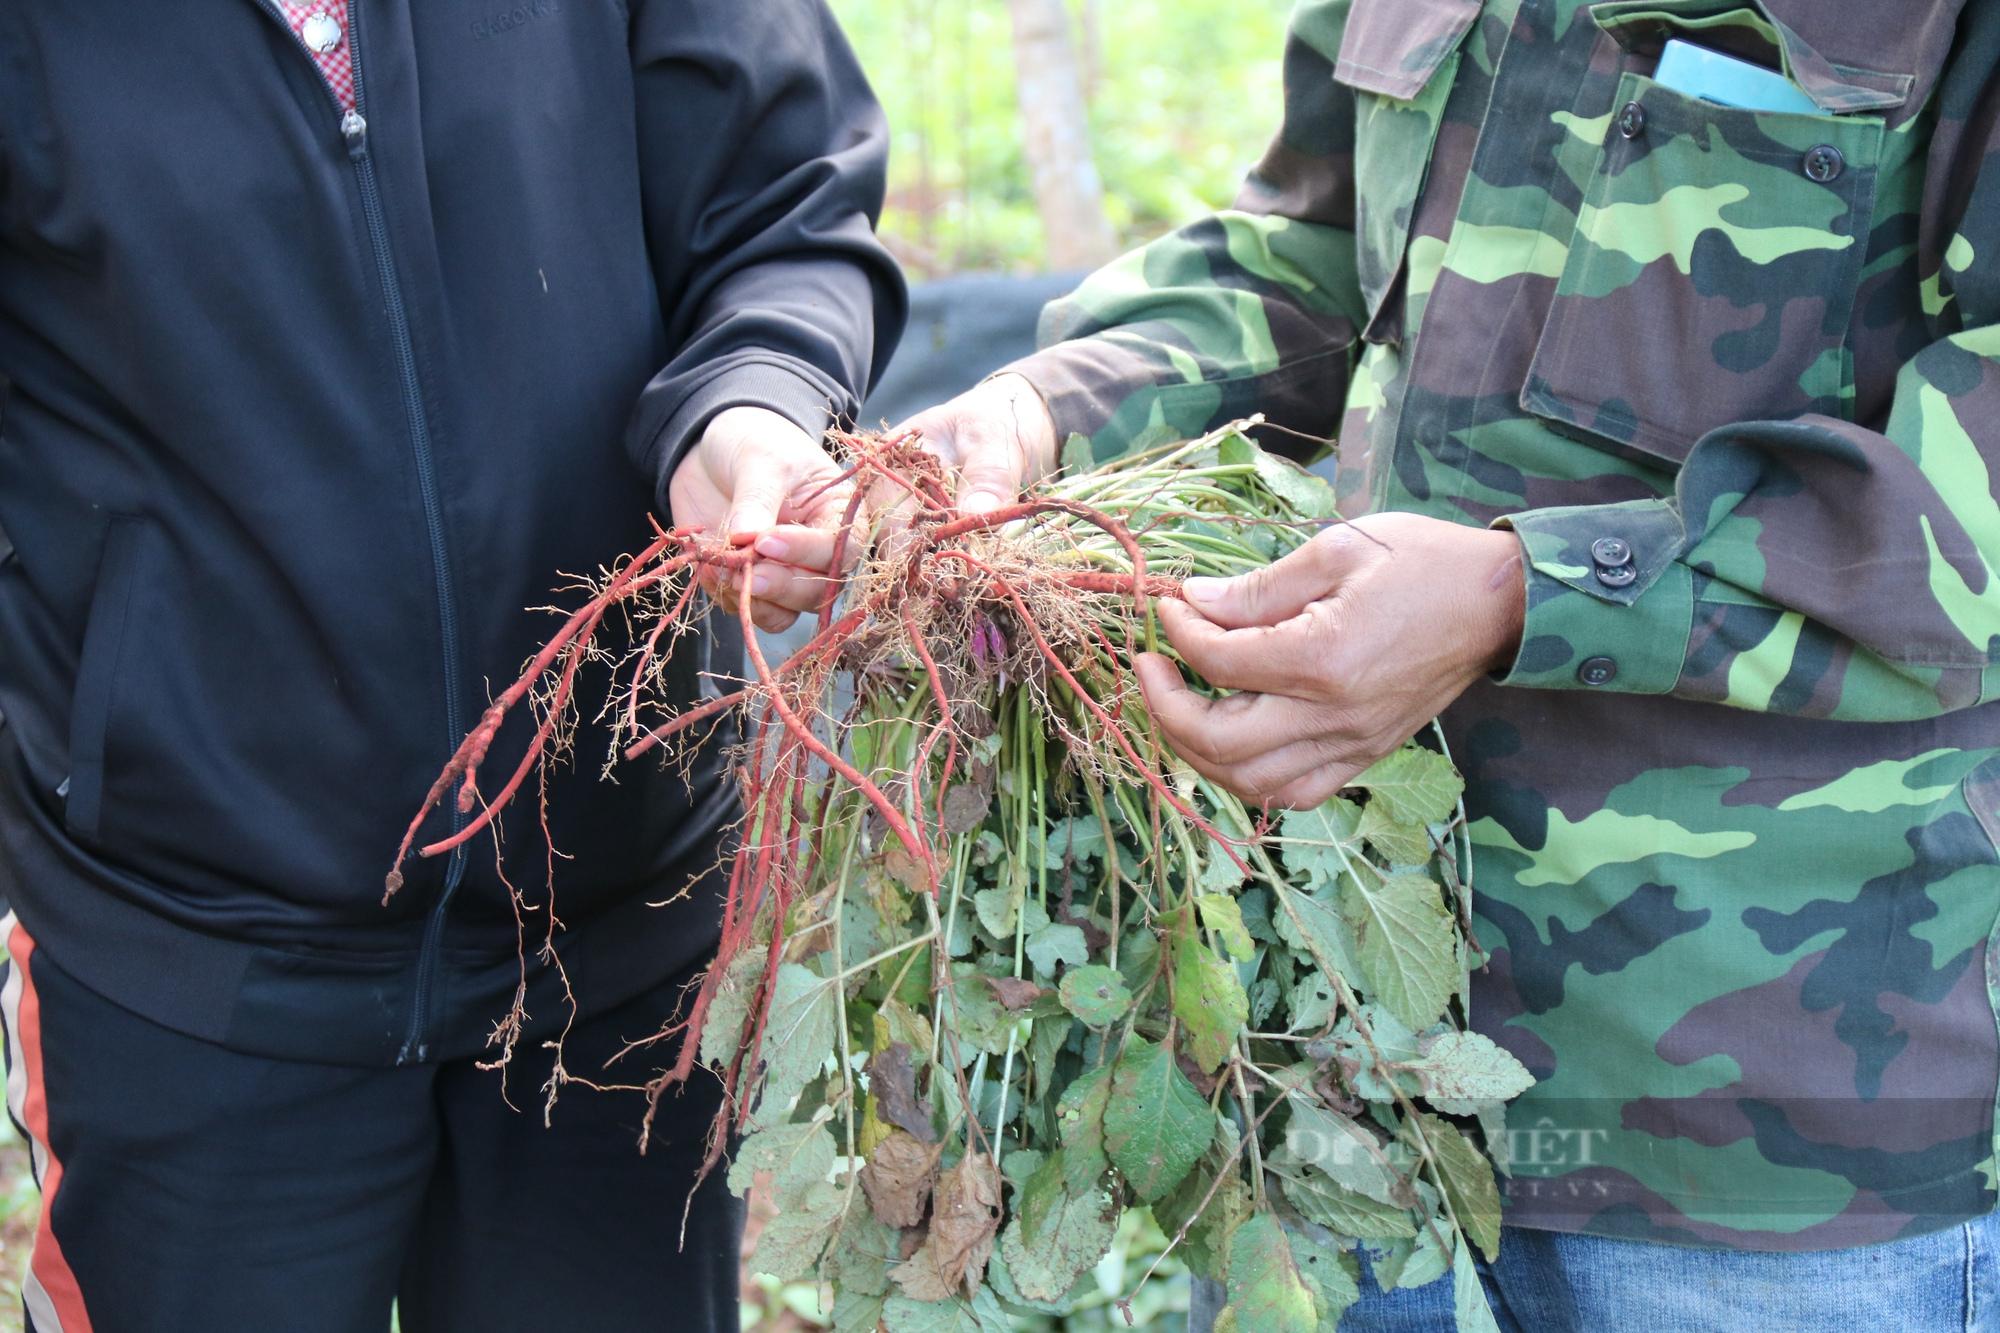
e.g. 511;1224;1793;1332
829;0;1293;275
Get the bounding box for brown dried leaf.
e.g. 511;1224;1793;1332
887;1236;955;1302
860;1131;940;1229
941;782;992;833
985;976;1047;1012
868;1043;937;1144
928;1151;1003;1295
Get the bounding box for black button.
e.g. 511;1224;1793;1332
1578;656;1619;686
1803;144;1844;183
1617;102;1647;139
1590;537;1632;568
1595;563;1638;589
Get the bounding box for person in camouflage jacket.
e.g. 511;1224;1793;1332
906;0;2000;1321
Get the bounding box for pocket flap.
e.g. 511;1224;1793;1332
1335;0;1482;100
1589;0;1911;114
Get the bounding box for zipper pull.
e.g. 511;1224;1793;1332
341;110;368;159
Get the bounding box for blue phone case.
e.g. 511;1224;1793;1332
1652;38;1822;115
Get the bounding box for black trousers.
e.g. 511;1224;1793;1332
0;915;740;1333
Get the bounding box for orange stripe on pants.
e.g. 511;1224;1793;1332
3;917;96;1333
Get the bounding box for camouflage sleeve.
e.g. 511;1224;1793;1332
1002;0;1369;464
1500;75;2000;722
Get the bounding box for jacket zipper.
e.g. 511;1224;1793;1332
252;0;469;1064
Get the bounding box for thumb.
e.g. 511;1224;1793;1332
1180;529;1355;628
723;460;791;544
953;421;1027;516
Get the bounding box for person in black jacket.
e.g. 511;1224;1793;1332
0;1;904;1329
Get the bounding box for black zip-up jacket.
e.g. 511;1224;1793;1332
0;0;904;1066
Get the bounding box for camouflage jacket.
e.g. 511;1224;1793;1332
1007;0;2000;1250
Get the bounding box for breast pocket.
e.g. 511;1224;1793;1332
1520;72;1883;466
1336;0;1482;327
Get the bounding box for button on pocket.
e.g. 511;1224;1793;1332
1802;144;1844;183
1617;101;1646;139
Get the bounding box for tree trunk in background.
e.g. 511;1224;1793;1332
1004;0;1119;270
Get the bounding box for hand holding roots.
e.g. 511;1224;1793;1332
389;423;1531;1331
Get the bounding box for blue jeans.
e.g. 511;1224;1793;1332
1335;1216;2000;1331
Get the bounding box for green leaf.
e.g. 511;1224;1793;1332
1025;922;1090;976
745;1179;844;1280
1410;1113;1503;1262
1174;928;1248;1073
1029;1010;1071;1091
1040;815;1105;868
972;883;1019;939
1272;886;1363;991
1452;1235;1502;1333
1407;1031;1535;1114
1289;1231;1361;1331
998;1162;1118;1301
826;1209;899;1298
1253;450;1340;520
948;963;1015;1057
1357;800;1434;866
1199;837;1248;893
1197;893;1256;962
1060;431;1096;476
1278;800;1362;890
1395;1224;1450;1290
1223;1214;1318;1333
1267;1147;1418;1239
753;963;838;1128
1059;965;1133;1027
1103;1037;1213;1201
1056;1064;1112;1192
1218;429;1257;467
1353;746;1463;827
1339;872;1457;1031
882;1287;1010;1333
728;1118;835;1211
1283;1101;1410;1207
833;1288;886;1333
986;1245;1081;1315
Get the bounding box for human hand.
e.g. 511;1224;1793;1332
668;406;853;632
1134;513;1526;809
893;373;1059;515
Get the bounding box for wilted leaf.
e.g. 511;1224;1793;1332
881;1286;1010;1333
728;1118;835;1211
1253;450;1340;520
1223;1214;1317;1333
1196;893;1256;962
1058;965;1133;1027
930;1152;1003;1294
1406;1031;1534;1114
1103;1037;1213;1201
879;997;936;1057
1267;1147;1418;1239
861;1131;941;1229
1339;872;1457;1031
869;1043;939;1143
1057;1064;1112;1192
698;948;765;1068
1453;1235;1502;1333
1283;1100;1411;1208
985;976;1047;1012
1174;930;1248;1074
753;963;837;1128
941;782;992;833
1408;1113;1502;1262
1289;1231;1361;1330
1353;746;1463;827
1357;800;1433;866
746;1178;844;1281
998;1161;1118;1301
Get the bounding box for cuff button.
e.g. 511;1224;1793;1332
1595;563;1638;589
1578;656;1619;687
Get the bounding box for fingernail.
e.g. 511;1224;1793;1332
1184;576;1227;604
749;573;772;597
754;534;790;561
960;491;1000;515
